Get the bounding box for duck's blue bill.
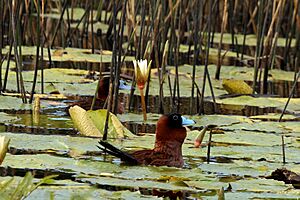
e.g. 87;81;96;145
181;116;195;126
119;80;132;90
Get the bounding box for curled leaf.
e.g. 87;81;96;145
0;136;10;165
69;105;102;137
69;106;134;139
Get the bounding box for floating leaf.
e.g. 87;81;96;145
215;96;300;113
250;113;299;121
0;96;31;111
0;112;18;123
45;83;60;94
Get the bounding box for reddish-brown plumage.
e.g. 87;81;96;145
68;76;124;113
99;113;193;168
97;77;110;100
131;115;187;167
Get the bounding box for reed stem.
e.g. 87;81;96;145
139;88;147;121
207;130;213;164
281;134;286;164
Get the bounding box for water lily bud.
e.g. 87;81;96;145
133;59;151;90
194;139;202;148
194;126;208;148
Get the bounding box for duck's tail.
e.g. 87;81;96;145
97;140;139;165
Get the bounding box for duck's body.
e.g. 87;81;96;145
131;140;184;168
98;114;194;168
68;76;131;113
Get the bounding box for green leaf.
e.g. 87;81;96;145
69;106;134;138
69;105;102;137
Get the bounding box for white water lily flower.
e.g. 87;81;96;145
0;136;10;165
133;59;151;90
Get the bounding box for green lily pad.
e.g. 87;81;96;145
232;178;290;192
223;121;300;134
190;115;248;127
43;8;111;22
205;32;295;47
31;187;161;200
1;46;134;64
215;96;300;114
173;64;299;82
250;113;300;121
1;127;300;199
78;176;197;193
0;112;18;123
0;96;31;112
0;132;98;152
2;153;123;176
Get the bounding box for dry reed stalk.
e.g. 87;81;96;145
29;0;41;103
50;0;68;48
11;0;27;103
247;0;258;33
262;0;285;94
126;0;138;52
200;0;217;114
190;0;200;114
103;0;117;141
113;0;127;114
283;1;299;69
252;0;267;94
215;0;228;80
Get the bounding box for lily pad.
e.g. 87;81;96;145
215;96;300;114
250;113;300;121
0;96;31;112
1;46;134;64
224;121;300;134
0;132;97;152
0;112;18;123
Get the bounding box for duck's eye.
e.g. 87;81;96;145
172;115;179;120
